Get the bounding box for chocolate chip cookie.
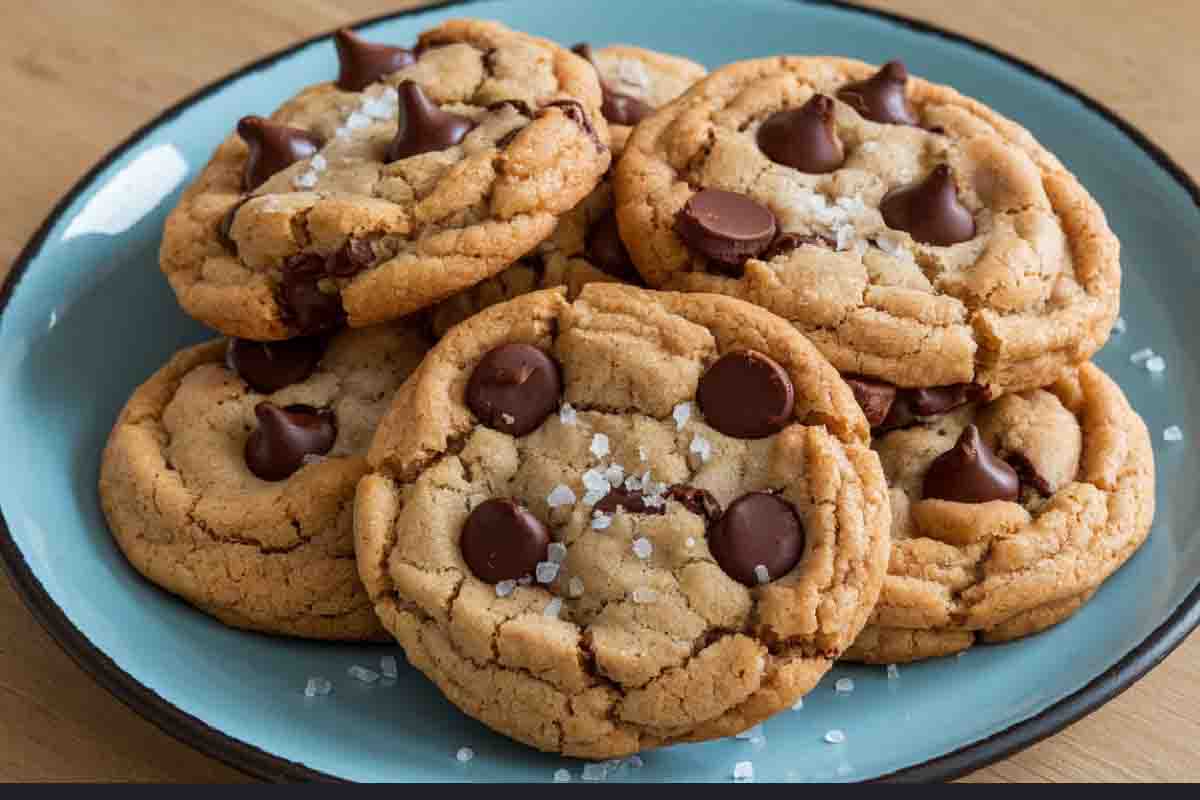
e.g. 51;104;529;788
99;322;430;639
161;19;611;340
615;57;1120;393
842;363;1154;663
428;45;706;337
356;284;891;757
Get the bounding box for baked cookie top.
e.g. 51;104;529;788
161;19;610;341
356;284;890;757
615;56;1121;392
429;45;707;337
841;363;1153;664
99;323;429;639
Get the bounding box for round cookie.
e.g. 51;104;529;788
842;363;1154;664
356;284;891;757
161;19;611;341
615;57;1121;393
428;45;707;337
99;322;430;639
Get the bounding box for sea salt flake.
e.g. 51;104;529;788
733;761;755;782
310;154;327;171
495;579;517;597
348;665;379;683
456;747;474;763
632;537;653;559
544;598;563;618
1112;316;1127;334
1164;425;1184;442
568;577;585;597
582;763;609;781
292;170;319;189
361;93;397;120
631;587;658;604
304;676;332;697
590;433;610;458
380;655;398;679
736;724;764;740
1130;347;1155;364
605;464;626;486
548;542;568;563
559;403;578;425
672;402;692;430
824;729;846;744
835;677;855;694
753;564;770;585
536;561;560;583
501;412;516;425
639;446;648;462
592;511;612;530
1146;355;1166;373
887;664;900;680
547;484;577;508
690;434;712;463
553;768;571;783
583;488;609;506
582;468;610;493
344;110;371;130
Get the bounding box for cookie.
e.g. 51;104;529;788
842;363;1153;664
161;19;611;341
99;322;430;639
428;45;707;337
356;284;891;757
615;57;1121;393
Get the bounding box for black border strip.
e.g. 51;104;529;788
0;0;1197;784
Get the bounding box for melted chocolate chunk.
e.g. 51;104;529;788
325;238;377;278
277;254;346;335
844;375;898;428
586;211;642;283
761;231;836;260
667;485;723;522
244;402;336;481
226;337;324;394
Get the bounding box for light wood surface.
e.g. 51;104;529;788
1;0;1197;783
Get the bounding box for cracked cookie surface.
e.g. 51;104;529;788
161;18;610;340
99;322;430;639
843;363;1154;664
614;56;1120;392
429;45;707;337
356;284;890;757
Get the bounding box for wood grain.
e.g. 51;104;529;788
1;0;1197;783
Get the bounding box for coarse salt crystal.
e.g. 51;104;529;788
672;402;691;430
380;655;398;679
304;676;332;697
631;587;658;604
824;729;846;744
348;665;379;683
547;484;577;508
553;768;571;783
605;464;625;486
456;747;474;763
1164;425;1184;442
753;564;770;585
1146;355;1166;373
361;94;396;120
835;677;854;694
568;576;585;597
559;403;578;425
1112;316;1127;334
544;598;563;618
887;664;900;680
590;433;610;458
632;537;653;559
690;434;712;463
581;763;609;781
310;154;327;171
1131;347;1155;364
495;579;516;597
548;542;568;563
733;761;755;782
536;561;560;584
792;697;804;711
293;170;319;189
736;724;763;740
582;468;610;493
344;110;371;130
591;511;612;530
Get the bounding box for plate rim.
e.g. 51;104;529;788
1;0;1197;783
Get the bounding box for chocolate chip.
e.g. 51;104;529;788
586;211;642;283
761;231;836;260
880;165;976;246
570;42;597;63
595;487;663;515
466;344;562;436
460;498;550;583
277;254;346;335
244;402;336;481
1005;451;1053;496
226;337;324;394
236;116;323;192
541;100;604;150
927;125;946;136
387;80;476;162
697;350;794;439
757;94;845;174
325;238;376;278
878;382;978;431
217;197;250;255
601;88;653;127
922;424;1019;504
333;28;415;92
844;375;897;427
836;60;919;126
708;492;804;586
666;485;722;521
675;189;777;271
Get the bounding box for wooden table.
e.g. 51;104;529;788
1;0;1197;782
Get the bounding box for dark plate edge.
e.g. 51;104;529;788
0;0;1196;784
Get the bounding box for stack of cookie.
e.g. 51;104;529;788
98;17;1153;759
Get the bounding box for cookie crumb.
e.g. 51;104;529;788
672;402;692;430
590;433;610;458
547;484;577;508
1164;425;1183;442
689;434;712;463
495;579;517;598
304;676;332;697
559;403;578;425
824;729;846;744
633;537;653;559
886;664;900;680
553;768;571;783
544;597;563;618
347;665;380;684
1131;347;1154;364
1146;355;1166;373
548;542;568;563
536;561;560;583
456;746;474;763
380;655;398;679
568;576;585;597
1112;316;1127;334
733;761;755;782
753;564;769;585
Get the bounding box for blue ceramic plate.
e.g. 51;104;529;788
2;0;1198;783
